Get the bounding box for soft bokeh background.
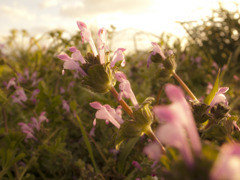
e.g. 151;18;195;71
0;0;238;52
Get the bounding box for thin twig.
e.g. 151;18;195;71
156;85;164;104
172;71;199;102
145;127;166;154
2;108;8;134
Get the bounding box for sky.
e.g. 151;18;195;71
0;0;238;52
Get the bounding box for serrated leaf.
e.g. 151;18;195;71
205;70;220;105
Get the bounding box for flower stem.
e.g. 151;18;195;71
172;71;199;102
145;127;166;154
156;85;164;104
2;108;8;134
110;86;133;117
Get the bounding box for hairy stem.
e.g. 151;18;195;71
156;85;163;104
172;71;199;102
110;87;133;117
145;127;166;154
2;108;8;134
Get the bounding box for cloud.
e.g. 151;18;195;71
60;0;153;18
40;0;58;8
0;5;35;21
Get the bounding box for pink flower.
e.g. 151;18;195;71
12;87;27;105
233;75;239;81
57;49;87;76
18;112;49;141
30;89;40;103
209;87;229;109
143;142;162;161
97;28;108;64
31;112;49;131
115;71;138;108
153;84;201;168
147;42;166;68
18;122;37;142
77;21;98;56
110;48;126;68
210;143;240;180
62;100;70;112
6;77;17;89
89;101;123;128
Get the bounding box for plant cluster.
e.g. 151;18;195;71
0;4;240;180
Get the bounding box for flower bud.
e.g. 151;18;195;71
81;53;116;93
163;54;177;71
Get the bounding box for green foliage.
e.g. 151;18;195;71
0;3;240;179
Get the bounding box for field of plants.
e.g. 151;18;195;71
0;4;240;180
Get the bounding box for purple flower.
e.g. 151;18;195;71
97;28;108;64
209;87;229;110
153;84;201;168
12;87;27;105
6;77;17;89
147;42;166;68
89;101;123;128
77;21;98;57
31;112;49;131
18;122;37;142
18;112;49;142
57;49;87;76
62;100;70;112
210;143;240;180
110;48;126;68
30;89;40;103
58;21;126;77
143;142;162;161
132;161;142;171
115;71;138;108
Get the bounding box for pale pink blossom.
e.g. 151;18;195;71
77;21;98;56
210;143;240;180
147;42;166;68
206;82;213;94
6;77;17;89
31;112;49;131
156;123;194;167
62;100;70;112
233;75;239;81
153;84;201;167
209;87;229;109
110;48;126;68
89;101;123;128
57;52;87;76
18;122;37;141
12;87;27;105
18;112;48;141
60;87;65;94
69;46;86;64
115;71;138;108
30;89;40;103
97;28;107;64
143;142;162;161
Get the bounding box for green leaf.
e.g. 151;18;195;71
204;70;220;105
117;137;139;174
202;124;227;142
69;100;77;111
75;113;99;172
